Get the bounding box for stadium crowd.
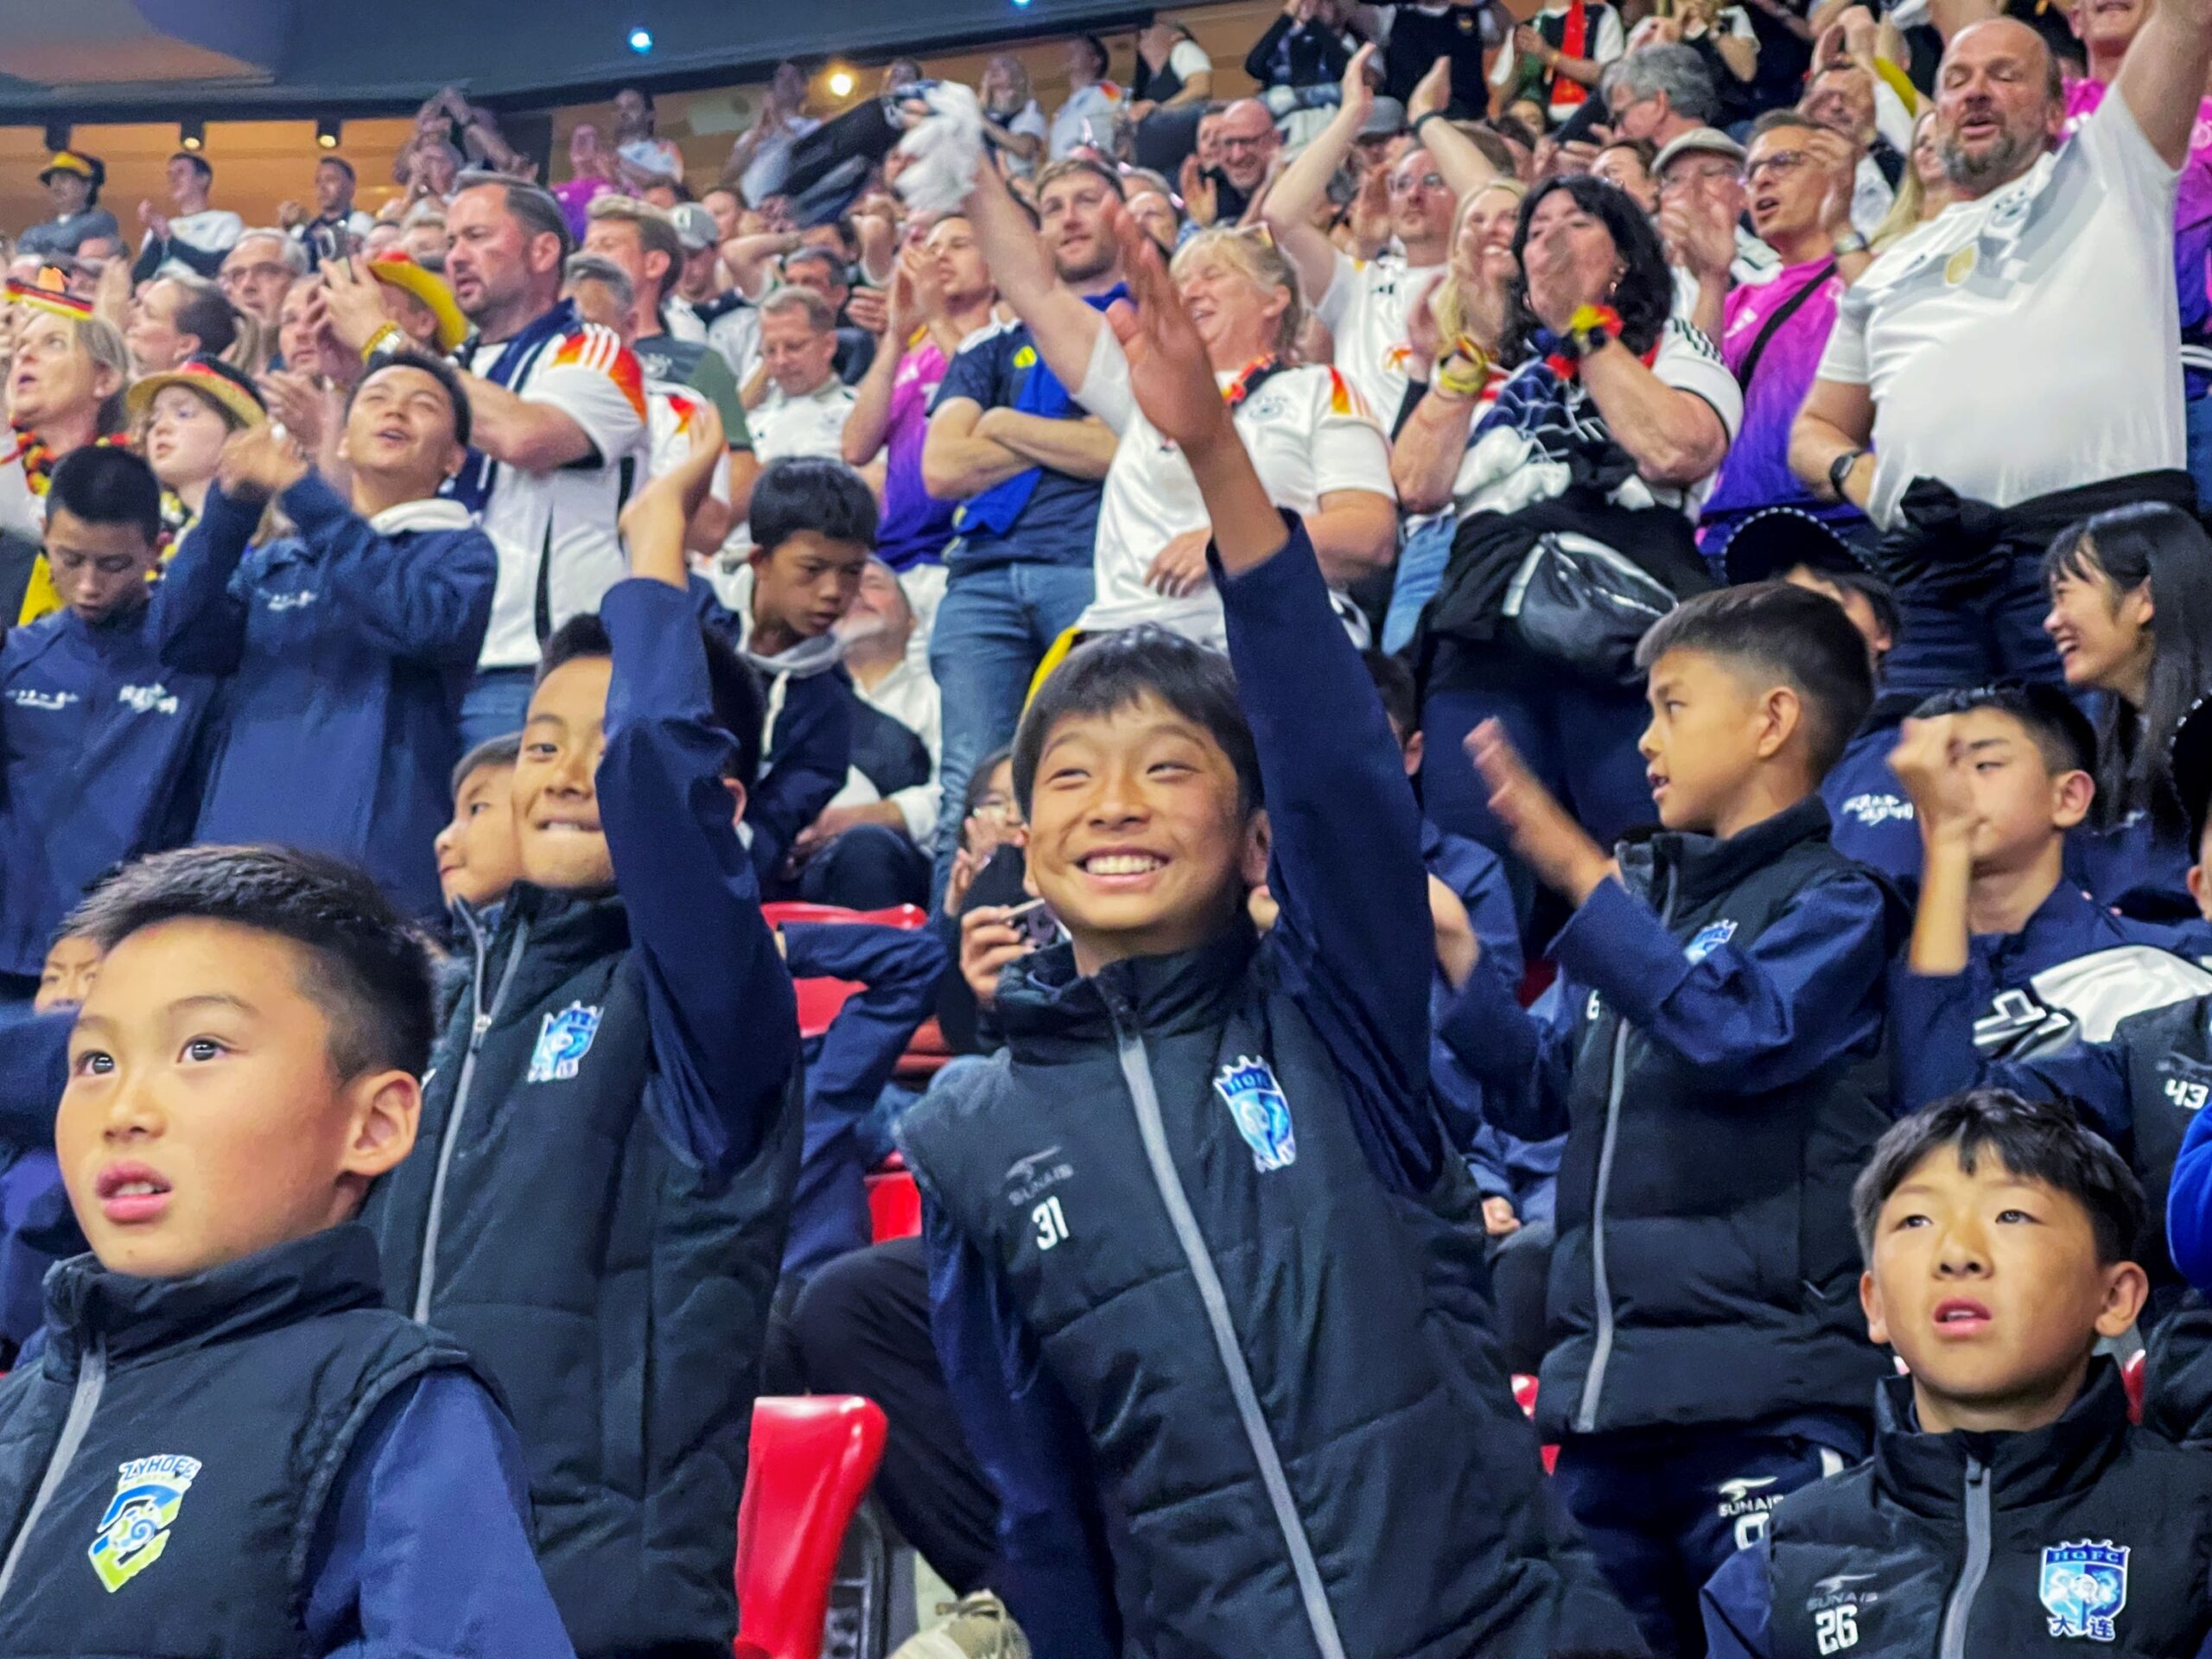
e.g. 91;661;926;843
7;0;2212;1650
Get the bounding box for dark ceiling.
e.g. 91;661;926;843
0;0;1165;118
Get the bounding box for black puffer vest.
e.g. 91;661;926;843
1542;798;1898;1439
1767;1367;2212;1658
0;1225;475;1657
367;881;800;1654
899;925;1640;1659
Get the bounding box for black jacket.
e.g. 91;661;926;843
0;1226;476;1656
1708;1365;2212;1657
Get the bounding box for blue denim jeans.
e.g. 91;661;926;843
2188;391;2212;512
1382;513;1455;653
457;667;537;754
927;559;1096;904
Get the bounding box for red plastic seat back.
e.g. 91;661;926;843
2123;1349;2146;1423
734;1395;889;1659
868;1167;922;1243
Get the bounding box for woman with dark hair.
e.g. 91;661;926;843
1408;175;1742;923
2044;501;2212;914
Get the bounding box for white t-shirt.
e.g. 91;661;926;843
1164;39;1213;87
826;654;943;844
1071;328;1395;645
1817;92;2183;527
1051;82;1126;159
645;383;733;505
989;99;1052;177
453;318;648;670
750;377;858;466
1456;314;1743;520
1315;251;1445;437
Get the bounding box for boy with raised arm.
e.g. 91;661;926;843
897;206;1637;1659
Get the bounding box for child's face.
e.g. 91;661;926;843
516;657;616;891
57;919;419;1279
1637;649;1781;835
35;933;102;1014
751;532;868;644
1944;708;2092;875
1024;691;1268;976
2044;556;2152;695
435;761;521;910
1862;1143;2145;1433
43;506;158;625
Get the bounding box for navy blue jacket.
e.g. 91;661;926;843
1420;821;1561;1218
1891;878;2212;1115
155;477;496;918
1821;715;1918;890
749;658;855;882
781;918;948;1281
922;524;1462;1659
0;600;211;978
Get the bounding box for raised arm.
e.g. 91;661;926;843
1405;59;1503;203
962;160;1104;391
461;375;601;473
2114;0;2212;168
280;472;494;663
1262;45;1377;319
1580;332;1732;487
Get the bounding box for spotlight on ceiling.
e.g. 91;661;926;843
628;26;654;53
179;118;206;152
827;67;855;97
316;118;343;149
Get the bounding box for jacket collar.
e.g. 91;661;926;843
497;880;632;965
41;1223;388;1373
1618;796;1834;915
996;918;1260;1058
1869;1361;2133;1516
368;497;474;535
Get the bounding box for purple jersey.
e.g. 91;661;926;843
874;336;957;571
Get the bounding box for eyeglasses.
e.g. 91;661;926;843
1658;160;1744;192
1389;170;1449;196
1743;149;1812;185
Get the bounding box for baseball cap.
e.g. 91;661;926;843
670;202;718;253
1654;126;1746;176
1359;97;1408;140
39;151;104;189
1716;506;1878;587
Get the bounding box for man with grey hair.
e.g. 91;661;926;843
314;170;647;747
747;287;855;467
1792;6;2212;697
1604;44;1719;151
219;228;306;344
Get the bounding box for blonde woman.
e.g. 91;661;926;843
1870;109;1951;251
1383;179;1524;648
963;160;1398;645
0;303;133;622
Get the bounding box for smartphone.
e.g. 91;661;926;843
1003;897;1068;950
311;224;344;264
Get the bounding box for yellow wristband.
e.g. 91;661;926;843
359;323;403;363
1433;353;1490;400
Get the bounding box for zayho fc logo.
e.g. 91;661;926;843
1214;1056;1296;1172
2042;1541;2127;1642
526;1001;602;1084
88;1454;201;1592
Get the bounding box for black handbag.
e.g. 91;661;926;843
1501;530;1679;689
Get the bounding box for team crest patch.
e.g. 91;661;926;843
2041;1541;2127;1641
525;1001;602;1084
88;1454;200;1592
1214;1056;1296;1172
1685;920;1738;963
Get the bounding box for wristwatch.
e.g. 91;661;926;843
1827;448;1867;502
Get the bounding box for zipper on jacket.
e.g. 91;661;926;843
1936;1457;1991;1659
1574;863;1676;1434
1107;1012;1349;1659
0;1338;106;1605
412;921;531;1322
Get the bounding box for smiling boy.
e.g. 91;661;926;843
155;352;497;917
895;206;1635;1659
0;845;572;1657
1703;1089;2212;1657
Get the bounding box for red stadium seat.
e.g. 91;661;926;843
734;1395;890;1659
2124;1349;2146;1423
868;1166;922;1243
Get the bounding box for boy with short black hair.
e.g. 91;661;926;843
1455;579;1903;1656
0;843;573;1657
362;411;801;1657
1702;1089;2212;1657
0;447;213;997
897;208;1637;1659
728;454;871;884
156;351;497;918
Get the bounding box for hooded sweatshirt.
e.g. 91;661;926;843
155;475;496;917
